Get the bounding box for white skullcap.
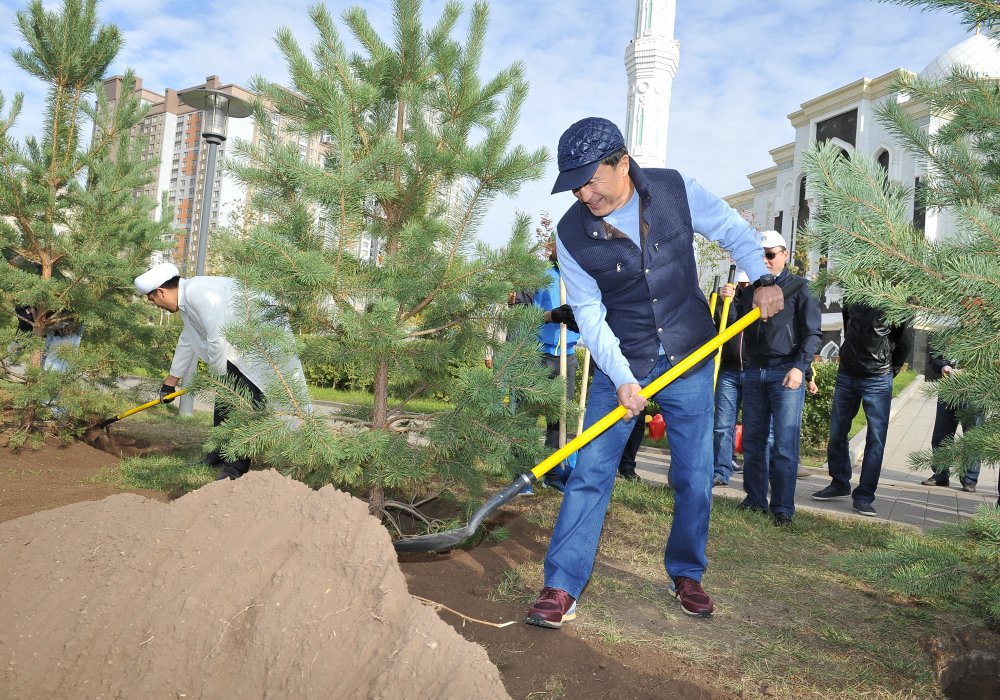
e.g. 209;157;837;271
758;230;787;249
734;267;750;284
134;262;180;294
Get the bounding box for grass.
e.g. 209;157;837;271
93;454;215;494
495;478;983;700
307;386;453;414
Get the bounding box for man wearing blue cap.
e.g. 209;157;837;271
526;117;783;628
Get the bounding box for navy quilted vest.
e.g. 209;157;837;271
558;161;716;381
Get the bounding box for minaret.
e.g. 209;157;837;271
624;0;680;168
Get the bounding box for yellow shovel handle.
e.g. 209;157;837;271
529;308;761;480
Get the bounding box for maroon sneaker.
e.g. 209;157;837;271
670;576;714;617
525;587;577;629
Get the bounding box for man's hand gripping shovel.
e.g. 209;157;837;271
83;388;189;449
394;308;763;553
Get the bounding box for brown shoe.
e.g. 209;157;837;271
921;477;949;487
670;576;714;617
525;587;577;629
962;483;977;493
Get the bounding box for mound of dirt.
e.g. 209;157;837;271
0;470;509;699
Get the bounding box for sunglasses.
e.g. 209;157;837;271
764;248;786;260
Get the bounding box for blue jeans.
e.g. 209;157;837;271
543;357;715;598
713;368;742;483
741;366;805;516
827;371;893;505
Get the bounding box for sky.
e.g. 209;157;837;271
0;0;973;247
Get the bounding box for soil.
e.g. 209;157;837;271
0;433;734;700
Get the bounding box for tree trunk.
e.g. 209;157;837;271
368;358;390;514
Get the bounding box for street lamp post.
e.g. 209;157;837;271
175;88;252;416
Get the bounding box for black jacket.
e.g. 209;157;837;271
737;268;822;372
715;287;747;370
927;353;955;382
838;303;911;378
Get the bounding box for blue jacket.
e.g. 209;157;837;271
533;266;579;355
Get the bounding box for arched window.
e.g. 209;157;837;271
876;149;889;173
796;176;809;236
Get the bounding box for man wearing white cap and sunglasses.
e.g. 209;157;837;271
134;262;307;480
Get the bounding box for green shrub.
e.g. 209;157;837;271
801;360;840;455
299;335;373;391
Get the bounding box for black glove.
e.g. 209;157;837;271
549;304;579;333
159;383;177;403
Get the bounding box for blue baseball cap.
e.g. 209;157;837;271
551;117;626;194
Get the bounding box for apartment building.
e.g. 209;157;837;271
100;74;375;272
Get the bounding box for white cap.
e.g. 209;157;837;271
734;267;750;284
134;262;180;295
758;230;787;249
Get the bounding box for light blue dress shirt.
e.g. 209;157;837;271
556;174;768;389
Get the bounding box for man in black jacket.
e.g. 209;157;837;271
812;303;911;516
736;231;821;526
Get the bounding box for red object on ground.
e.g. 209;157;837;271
648;413;666;441
734;423;743;454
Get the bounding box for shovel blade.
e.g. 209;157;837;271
393;475;532;553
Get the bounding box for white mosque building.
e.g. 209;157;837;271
721;32;1000;364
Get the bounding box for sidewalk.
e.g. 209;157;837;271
632;380;998;532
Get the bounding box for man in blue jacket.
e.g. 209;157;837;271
525;117;784;628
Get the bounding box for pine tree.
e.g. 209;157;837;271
0;0;172;446
212;0;559;520
804;0;1000;622
803;0;1000;485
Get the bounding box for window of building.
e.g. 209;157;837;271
796;176;809;234
816;109;857;147
877;149;889;174
913;177;926;231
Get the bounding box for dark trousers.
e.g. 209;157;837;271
210;361;264;475
929;400;982;486
617;414;645;476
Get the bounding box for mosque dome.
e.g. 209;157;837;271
919;32;1000;81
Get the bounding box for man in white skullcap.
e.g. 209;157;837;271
134;262;307;480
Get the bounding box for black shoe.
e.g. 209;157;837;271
812;484;851;501
773;512;793;527
214;465;243;481
200;451;224;468
713;476;728;487
921;477;949;487
619;471;640;482
730;458;743;473
852;501;877;517
737;499;766;514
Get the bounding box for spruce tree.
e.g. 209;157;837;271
0;0;172;446
804;0;1000;624
213;0;558;520
803;0;1000;487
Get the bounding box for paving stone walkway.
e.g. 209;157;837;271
633;378;998;532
